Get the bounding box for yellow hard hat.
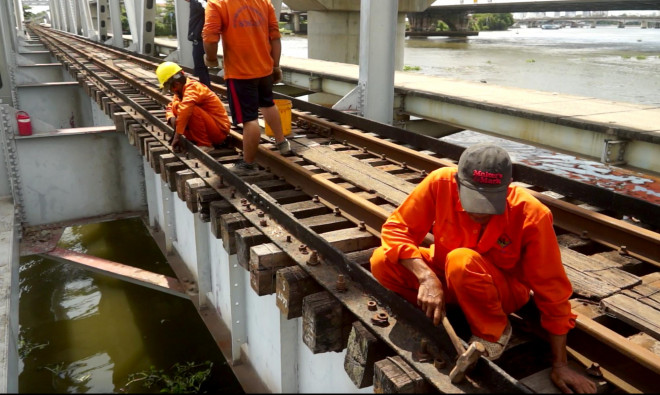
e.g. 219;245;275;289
155;61;183;88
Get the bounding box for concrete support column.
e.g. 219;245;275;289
138;0;156;56
359;0;398;124
194;215;211;309
123;0;140;51
50;0;61;31
64;0;78;34
292;13;301;33
76;0;97;40
108;0;123;47
12;0;25;38
171;0;192;66
0;1;16;106
97;0;109;42
307;10;360;65
228;254;247;364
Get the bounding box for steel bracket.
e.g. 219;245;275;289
601;139;627;166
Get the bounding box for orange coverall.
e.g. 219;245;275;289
370;167;576;342
165;79;230;147
202;0;281;80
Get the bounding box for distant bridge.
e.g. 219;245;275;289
429;0;660;14
410;0;659;35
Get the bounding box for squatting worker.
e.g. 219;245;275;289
201;0;292;175
370;143;597;394
155;61;230;153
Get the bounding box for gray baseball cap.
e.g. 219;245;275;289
456;143;512;215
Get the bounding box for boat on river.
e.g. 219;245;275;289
541;24;562;30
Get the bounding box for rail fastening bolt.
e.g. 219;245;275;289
258;210;265;218
336;274;347;292
586;362;602;378
367;300;377;311
307;251;319;266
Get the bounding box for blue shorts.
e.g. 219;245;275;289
226;76;275;126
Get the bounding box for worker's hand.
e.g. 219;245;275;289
272;66;282;84
417;274;444;326
171;133;183;153
204;54;219;68
551;364;597;394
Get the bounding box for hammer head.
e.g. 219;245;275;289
449;341;486;384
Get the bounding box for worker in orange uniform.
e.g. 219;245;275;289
201;0;292;175
370;143;597;394
155;61;230;153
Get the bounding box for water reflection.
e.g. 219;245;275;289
19;217;244;393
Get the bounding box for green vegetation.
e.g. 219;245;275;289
403;65;421;71
469;13;514;31
636;55;647;60
18;336;48;359
155;0;177;37
622;55;631;59
121;361;214;393
436;20;450;31
526;59;536;63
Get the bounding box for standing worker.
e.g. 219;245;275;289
370;143;597;394
185;0;211;88
202;0;292;175
155;61;230;153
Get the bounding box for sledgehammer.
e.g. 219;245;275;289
441;315;486;384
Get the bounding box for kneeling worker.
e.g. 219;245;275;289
155;61;230;152
370;143;596;394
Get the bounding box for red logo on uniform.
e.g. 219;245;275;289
473;170;503;185
497;234;511;249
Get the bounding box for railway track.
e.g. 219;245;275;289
25;23;660;393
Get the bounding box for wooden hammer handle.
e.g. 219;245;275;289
442;315;466;356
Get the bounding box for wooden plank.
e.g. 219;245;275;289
569;299;603;319
600;293;660;341
235;227;269;270
302;291;351;354
196;187;221;222
625;284;660;306
320;227;380;253
628;332;660;356
561;247;641;300
253;178;292;193
299;213;353;234
249;243;295;296
158;153;179;182
149;146;170;173
557;233;593;250
164;161;187;192
564;264;619;300
344;321;392;389
220;212;250;255
276;265;323;319
519;361;607;393
591;250;643;269
209;200;236;239
269;189;309;205
373;356;428;393
296;138;414;205
140;136;156;156
184;178;206;213
346;247;379;269
175;169;196;200
281;200;331;219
